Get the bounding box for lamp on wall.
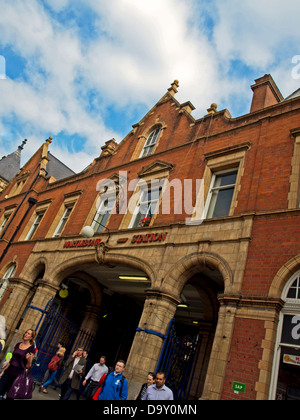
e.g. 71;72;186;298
81;219;111;266
59;283;69;299
81;219;110;241
81;225;95;238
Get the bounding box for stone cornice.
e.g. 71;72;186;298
218;294;284;312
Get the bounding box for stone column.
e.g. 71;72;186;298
1;278;33;335
201;295;239;400
18;279;59;334
79;305;102;336
125;289;180;399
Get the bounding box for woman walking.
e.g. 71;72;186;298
0;329;36;399
40;347;66;394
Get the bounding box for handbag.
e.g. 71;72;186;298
7;370;34;399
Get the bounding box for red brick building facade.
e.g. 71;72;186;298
0;75;300;400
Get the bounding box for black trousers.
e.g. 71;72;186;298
0;370;17;398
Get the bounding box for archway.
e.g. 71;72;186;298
159;253;226;400
34;254;153;374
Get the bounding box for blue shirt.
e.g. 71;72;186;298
98;372;128;400
142;384;174;400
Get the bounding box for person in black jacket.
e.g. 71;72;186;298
136;372;155;400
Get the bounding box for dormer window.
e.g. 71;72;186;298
140;128;161;158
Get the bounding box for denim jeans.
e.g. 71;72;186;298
43;370;57;389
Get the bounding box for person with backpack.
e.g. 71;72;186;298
40;347;65;394
97;360;128;400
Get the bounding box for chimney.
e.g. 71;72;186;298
250;74;283;113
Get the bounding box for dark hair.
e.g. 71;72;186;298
156;371;166;379
148;372;155;379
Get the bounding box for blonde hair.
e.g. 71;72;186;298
57;347;66;356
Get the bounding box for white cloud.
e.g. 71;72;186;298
0;0;300;173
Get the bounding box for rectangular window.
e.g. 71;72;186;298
0;214;10;234
91;196;116;233
204;169;238;219
129;185;162;228
53;205;74;237
25;212;44;240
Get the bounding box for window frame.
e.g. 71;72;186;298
269;270;300;400
203;168;238;219
0;214;11;234
25;211;45;241
128;182;164;229
91;194;116;234
52;204;74;238
0;263;16;300
139;128;161;158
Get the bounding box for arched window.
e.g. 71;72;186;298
270;271;300;400
0;263;16;300
140;128;161;158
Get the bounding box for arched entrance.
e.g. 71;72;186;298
157;256;225;400
34;258;152;375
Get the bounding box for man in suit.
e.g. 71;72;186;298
59;346;87;400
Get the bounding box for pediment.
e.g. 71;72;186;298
138;160;174;178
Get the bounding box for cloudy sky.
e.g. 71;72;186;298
0;0;299;172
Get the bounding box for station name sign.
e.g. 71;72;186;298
63;232;168;249
64;239;103;248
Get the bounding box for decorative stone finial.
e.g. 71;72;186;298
168;80;179;96
207;103;218;114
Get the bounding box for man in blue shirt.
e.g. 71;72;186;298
142;371;174;400
98;360;128;400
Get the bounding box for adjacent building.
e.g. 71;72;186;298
0;75;300;400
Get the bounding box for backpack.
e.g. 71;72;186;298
98;371;126;399
48;354;60;372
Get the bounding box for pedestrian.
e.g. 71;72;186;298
0;315;6;354
82;355;108;399
0;328;36;399
136;372;155;400
39;347;66;394
142;371;174;400
41;341;63;385
59;346;87;400
97;360;128;400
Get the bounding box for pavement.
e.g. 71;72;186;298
31;383;83;400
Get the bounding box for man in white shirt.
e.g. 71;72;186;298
82;356;108;399
142;371;174;400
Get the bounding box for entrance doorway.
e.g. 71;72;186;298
160;268;224;400
35;262;151;374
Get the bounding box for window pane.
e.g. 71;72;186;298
219;172;237;187
287;288;297;299
141;128;161;157
208;188;235;218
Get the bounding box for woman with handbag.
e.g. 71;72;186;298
0;329;36;399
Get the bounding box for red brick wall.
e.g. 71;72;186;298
242;214;300;295
221;318;265;400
